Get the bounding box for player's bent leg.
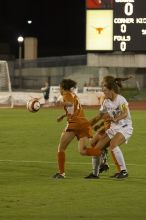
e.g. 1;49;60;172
58;131;75;152
78;134;110;156
90;133;101;147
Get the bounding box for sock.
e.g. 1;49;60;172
111;147;127;171
86;147;102;156
111;149;120;172
101;150;108;164
92;156;102;176
58;151;65;174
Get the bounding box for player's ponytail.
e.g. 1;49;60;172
114;76;133;89
102;75;132;93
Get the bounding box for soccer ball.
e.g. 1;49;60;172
26;99;41;113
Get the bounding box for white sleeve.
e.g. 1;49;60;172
119;96;129;109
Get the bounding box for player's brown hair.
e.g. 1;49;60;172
60;79;77;91
102;76;132;93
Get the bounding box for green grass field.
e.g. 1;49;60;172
0;108;146;220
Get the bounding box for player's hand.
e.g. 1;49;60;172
57;114;66;122
94;125;100;131
57;116;64;122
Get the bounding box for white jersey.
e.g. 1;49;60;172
100;94;132;129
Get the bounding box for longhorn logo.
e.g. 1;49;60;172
92;25;108;34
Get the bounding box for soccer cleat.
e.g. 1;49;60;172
52;173;65;179
84;173;99;179
116;170;128;179
110;172;120;178
99;164;109;173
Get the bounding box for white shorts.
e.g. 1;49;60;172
106;125;133;142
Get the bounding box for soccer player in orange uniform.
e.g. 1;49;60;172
53;79;93;178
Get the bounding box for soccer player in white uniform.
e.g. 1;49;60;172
100;89;133;178
80;76;133;179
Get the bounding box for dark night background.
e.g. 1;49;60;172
0;0;86;58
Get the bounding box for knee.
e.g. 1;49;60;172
109;142;116;150
79;150;86;156
109;145;114;151
79;148;87;156
58;149;65;153
58;145;65;153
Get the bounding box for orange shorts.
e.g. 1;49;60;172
65;121;93;140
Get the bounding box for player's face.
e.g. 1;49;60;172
102;86;113;99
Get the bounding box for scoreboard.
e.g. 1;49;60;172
86;0;146;52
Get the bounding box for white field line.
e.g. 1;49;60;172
0;159;146;167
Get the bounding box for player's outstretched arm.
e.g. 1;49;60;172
57;114;66;122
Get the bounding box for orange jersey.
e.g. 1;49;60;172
63;91;86;124
63;91;93;139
